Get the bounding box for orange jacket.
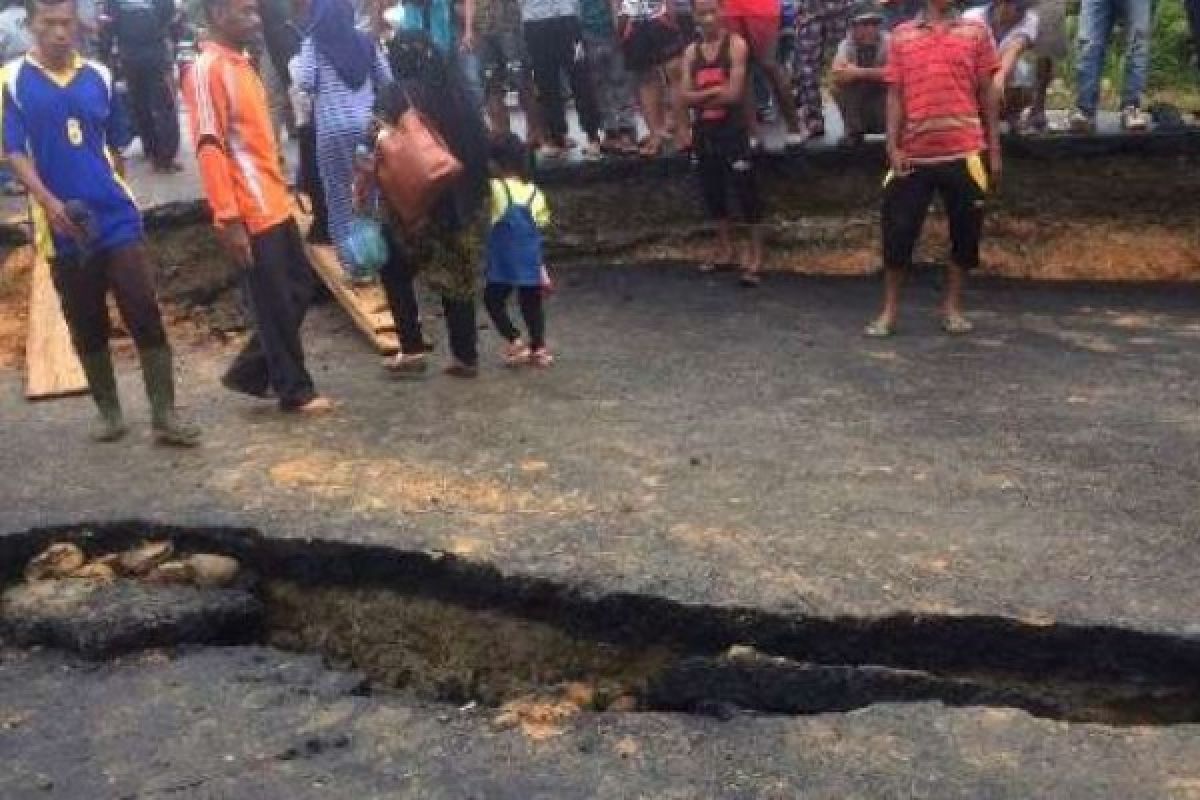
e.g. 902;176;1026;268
184;41;291;235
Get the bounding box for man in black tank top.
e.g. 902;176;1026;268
680;0;766;287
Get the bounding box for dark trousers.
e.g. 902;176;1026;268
123;58;180;166
379;232;478;366
882;156;988;271
296;123;331;245
222;219;319;409
484;282;545;350
50;242;168;357
832;82;886;138
523;15;602;141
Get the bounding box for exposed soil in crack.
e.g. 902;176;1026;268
3;521;1200;728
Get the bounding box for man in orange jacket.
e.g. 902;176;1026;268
186;0;333;413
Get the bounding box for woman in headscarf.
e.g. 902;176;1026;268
368;30;490;377
294;0;392;279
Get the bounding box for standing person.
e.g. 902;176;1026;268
466;0;542;144
680;0;765;286
483;133;554;366
519;0;601;159
964;0;1035;132
865;0;999;337
187;0;334;413
829;0;888;145
616;0;687;156
106;0;181;171
794;0;852;138
2;0;199;445
294;0;391;279
1020;0;1066;132
721;0;804;145
373;31;490;377
580;0;635;152
1070;0;1151;133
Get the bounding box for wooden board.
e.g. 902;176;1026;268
25;252;88;401
304;242;399;355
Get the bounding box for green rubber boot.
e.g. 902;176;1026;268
138;346;201;448
78;350;127;442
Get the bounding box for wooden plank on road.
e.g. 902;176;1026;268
25;252;88;401
304;242;399;355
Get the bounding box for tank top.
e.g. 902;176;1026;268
689;34;738;129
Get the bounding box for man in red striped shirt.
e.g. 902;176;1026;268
865;0;1000;337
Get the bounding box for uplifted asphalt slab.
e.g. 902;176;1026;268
2;266;1198;638
2;645;1199;800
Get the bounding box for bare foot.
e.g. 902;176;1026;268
291;396;336;414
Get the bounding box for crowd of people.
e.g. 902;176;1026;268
0;0;1197;444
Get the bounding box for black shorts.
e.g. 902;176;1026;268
881;154;989;270
479;31;529;93
620;16;685;73
695;123;764;224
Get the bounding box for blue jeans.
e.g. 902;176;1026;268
1075;0;1151;114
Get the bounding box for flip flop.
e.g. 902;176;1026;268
738;270;762;288
940;313;974;335
864;317;896;337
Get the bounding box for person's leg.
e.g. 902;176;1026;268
1075;0;1114;119
315;121;361;276
152;63;181;168
516;286;546;352
565;18;604;147
1187;0;1200;76
729;139;764;279
123;59;157;164
482;34;513;135
662;55;691;150
584;32;617;137
241;222;320;409
530;18;571;145
754;19;803;136
1118;0;1151;110
874;165;934;331
696;136;735;266
863;83;887;135
637;66;667;152
377;230;430;372
297;123;332;245
793;13;825;130
441;295;479;372
483;281;520;342
936;157;988;326
50;251;125;440
104;242;200;445
832;83;864;141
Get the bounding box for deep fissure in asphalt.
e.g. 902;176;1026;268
3;521;1199;725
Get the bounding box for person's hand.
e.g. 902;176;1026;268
992;71;1006;95
887;145;912;177
216;221;254;270
988;147;1002;187
39;194;85;242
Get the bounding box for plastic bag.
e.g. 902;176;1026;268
342;216;388;280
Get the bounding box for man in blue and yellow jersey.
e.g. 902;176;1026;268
3;0;200;445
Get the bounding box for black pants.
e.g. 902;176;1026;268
296;123;331;245
379;232;478;366
222;219;319;409
523;15;602;141
882;155;988;271
484;282;544;350
123;58;180;166
50;242;168;357
695;124;763;223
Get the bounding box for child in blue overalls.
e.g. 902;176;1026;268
483;133;554;367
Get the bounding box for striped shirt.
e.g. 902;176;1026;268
184;41;292;234
884;11;998;161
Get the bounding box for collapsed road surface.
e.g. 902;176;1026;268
2;522;1200;799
